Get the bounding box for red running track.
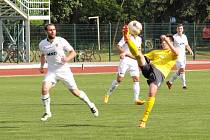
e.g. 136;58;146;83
0;62;210;76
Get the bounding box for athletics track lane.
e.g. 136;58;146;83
0;61;210;76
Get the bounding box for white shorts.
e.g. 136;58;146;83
118;57;140;77
43;69;78;90
176;58;186;69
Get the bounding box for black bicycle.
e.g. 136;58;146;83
75;48;101;62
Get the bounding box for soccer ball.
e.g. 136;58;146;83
128;20;142;36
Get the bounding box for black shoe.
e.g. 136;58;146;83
166;81;172;90
90;103;99;117
41;112;52;121
183;86;187;89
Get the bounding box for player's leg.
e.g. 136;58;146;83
139;67;163;128
61;72;99;117
71;89;99;117
122;25;146;66
167;61;180;89
179;58;187;89
130;61;145;105
131;76;145;105
41;80;54;121
104;60;127;103
179;68;187;89
105;75;123;102
139;83;157;128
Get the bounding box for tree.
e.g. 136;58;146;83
51;0;82;23
50;0;210;24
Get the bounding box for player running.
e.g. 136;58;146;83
104;20;145;105
166;24;194;89
123;24;179;128
39;23;98;121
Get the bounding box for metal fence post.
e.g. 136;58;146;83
143;22;146;53
73;24;77;50
193;22;196;60
109;22;112;62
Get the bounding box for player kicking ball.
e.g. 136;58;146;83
123;24;179;128
39;23;98;121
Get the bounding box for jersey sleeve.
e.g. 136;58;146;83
39;41;44;54
144;51;154;60
60;37;74;52
184;35;189;45
117;37;126;47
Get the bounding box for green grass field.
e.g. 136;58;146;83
0;71;210;140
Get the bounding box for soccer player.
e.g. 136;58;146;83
39;23;98;121
104;20;145;105
166;24;194;89
123;25;179;128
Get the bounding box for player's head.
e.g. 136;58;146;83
128;20;142;36
176;24;184;35
160;34;174;49
44;23;56;40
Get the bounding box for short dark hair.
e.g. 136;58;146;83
44;23;56;31
160;34;174;43
176;23;183;28
166;34;174;42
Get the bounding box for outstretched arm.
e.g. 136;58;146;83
160;35;179;56
186;44;194;56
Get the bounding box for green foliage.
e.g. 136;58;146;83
50;0;209;24
30;20;44;26
51;0;82;23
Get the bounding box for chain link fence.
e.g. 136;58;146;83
1;23;210;63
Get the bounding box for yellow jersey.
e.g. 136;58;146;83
145;49;177;78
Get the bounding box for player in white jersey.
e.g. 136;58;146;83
104;20;145;105
166;24;193;89
39;23;98;121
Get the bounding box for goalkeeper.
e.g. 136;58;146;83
123;25;179;128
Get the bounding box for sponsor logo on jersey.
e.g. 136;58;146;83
47;52;57;56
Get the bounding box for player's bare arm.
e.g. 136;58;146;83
116;45;126;59
39;54;45;73
61;50;76;63
161;35;179;56
186;44;194;56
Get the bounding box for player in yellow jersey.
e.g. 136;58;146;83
123;25;179;128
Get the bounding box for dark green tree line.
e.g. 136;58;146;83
50;0;210;24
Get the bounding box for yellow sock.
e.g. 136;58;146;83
126;39;139;57
141;96;155;122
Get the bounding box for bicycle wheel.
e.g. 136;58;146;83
80;53;86;62
90;53;101;62
35;50;41;62
1;50;8;62
30;50;35;62
8;51;18;63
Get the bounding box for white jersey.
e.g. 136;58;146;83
39;36;73;71
118;35;142;55
173;33;188;61
117;35;142;77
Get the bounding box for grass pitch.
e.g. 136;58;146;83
0;71;210;140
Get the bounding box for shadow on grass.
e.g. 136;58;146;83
54;123;122;128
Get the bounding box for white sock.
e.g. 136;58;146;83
169;72;179;83
41;94;51;114
107;80;119;96
180;73;186;87
133;82;140;101
79;90;94;108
